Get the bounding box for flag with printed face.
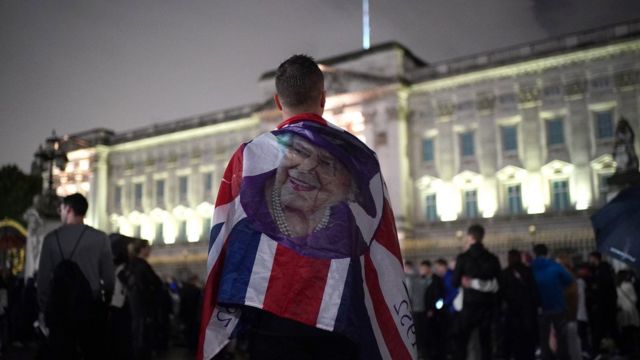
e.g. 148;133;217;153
197;113;416;360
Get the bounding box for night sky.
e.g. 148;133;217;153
2;0;639;171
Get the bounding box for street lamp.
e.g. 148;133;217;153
32;130;68;217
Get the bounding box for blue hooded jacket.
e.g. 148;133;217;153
531;257;574;314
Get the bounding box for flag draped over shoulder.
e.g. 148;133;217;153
197;113;416;360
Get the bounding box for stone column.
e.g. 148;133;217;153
565;79;593;209
518;85;545;213
88;145;109;231
476;92;498;217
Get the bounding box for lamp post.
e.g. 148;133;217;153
32;130;68;218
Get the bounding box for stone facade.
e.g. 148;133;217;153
45;20;640;275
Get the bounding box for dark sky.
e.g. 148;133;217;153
2;0;639;172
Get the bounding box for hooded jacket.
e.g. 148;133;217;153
531;257;574;314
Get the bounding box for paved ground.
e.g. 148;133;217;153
1;343;195;359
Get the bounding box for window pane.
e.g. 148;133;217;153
460;132;475;157
202;217;212;241
595;110;614;139
179;176;188;203
134;183;143;208
507;184;523;214
115;186;122;209
422;139;434;162
204;173;213;194
464;190;478;218
547;119;564;145
502;126;518;152
155;222;163;243
156;180;165;206
177;220;187;242
551;180;570;210
425;194;437;221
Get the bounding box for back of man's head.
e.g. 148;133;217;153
533;244;548;258
467;224;485;243
275;54;324;111
63;193;88;217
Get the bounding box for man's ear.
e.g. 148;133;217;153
274;94;283;111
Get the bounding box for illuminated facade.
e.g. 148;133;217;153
44;20;640;274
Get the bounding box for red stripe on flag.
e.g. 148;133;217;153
215;144;245;207
262;244;331;326
196;241;229;360
372;199;403;263
364;253;412;360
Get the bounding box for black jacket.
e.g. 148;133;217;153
453;243;501;304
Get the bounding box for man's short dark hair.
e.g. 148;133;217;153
467;224;485;243
62;193;88;216
420;260;431;267
435;258;448;267
533;244;548;257
133;239;150;256
589;251;602;261
275;54;324;109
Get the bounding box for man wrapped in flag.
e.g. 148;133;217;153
198;54;416;360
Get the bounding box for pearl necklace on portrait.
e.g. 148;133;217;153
270;186;330;237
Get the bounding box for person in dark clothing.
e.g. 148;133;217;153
425;263;446;360
452;224;501;360
127;239;164;360
180;275;202;353
588;251;619;354
531;244;574;360
500;249;539;360
107;234;134;360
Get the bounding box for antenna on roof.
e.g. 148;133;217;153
362;0;370;49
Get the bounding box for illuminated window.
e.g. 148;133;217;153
155;180;165;207
595;110;614;139
422;139;434;162
134;183;143;209
202;217;212;241
502;126;518;152
203;173;214;197
551;180;570;211
464;190;478;218
425;194;438;222
507;184;523;214
114;186;122;209
155;222;163;243
179;176;189;204
177;220;187;242
546;118;564;146
460;132;475;157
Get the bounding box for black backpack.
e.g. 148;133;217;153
45;226;95;328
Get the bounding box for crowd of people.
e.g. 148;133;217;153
0;193;203;359
405;224;640;360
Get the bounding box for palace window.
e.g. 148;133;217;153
547;118;565;146
502;125;518;152
114;185;122;209
134;183;143;209
203;173;214;197
202;217;212;241
155;179;165;207
460;132;475;157
179;176;189;204
464;190;478;218
551;180;570;211
422;139;434;162
595;110;614;139
507;184;523;214
177;220;187;242
425;194;437;222
155;222;163;243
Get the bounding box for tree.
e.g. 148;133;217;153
0;164;42;225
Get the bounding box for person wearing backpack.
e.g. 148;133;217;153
37;193;115;360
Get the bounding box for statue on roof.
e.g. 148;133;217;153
612;118;638;175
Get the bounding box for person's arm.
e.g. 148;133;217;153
37;233;53;312
99;234;115;300
558;264;574;288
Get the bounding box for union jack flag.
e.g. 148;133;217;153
197;113;416;360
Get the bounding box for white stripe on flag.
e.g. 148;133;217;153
369;240;417;358
315;257;351;331
361;257;392;360
244;234;277;308
349;172;384;243
203;305;241;360
207;200;246;270
242;133;282;177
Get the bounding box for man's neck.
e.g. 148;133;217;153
65;217;84;225
281;109;322;121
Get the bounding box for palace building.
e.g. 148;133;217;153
43;20;640;275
